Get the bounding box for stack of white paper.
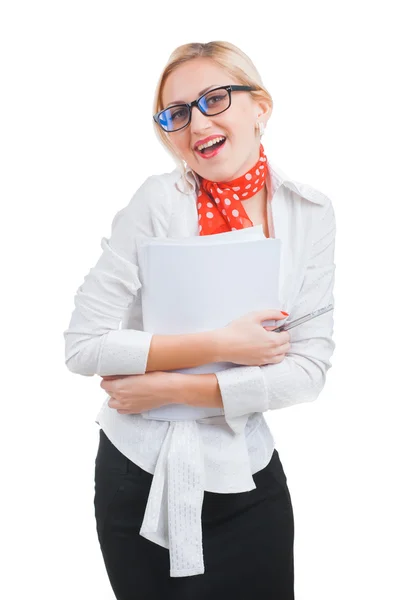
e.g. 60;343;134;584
136;225;282;421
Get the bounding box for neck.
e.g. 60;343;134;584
241;183;268;208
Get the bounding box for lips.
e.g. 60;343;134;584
193;135;226;151
195;137;227;159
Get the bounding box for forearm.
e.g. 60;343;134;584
145;330;223;372
172;373;224;408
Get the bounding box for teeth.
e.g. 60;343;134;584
196;136;225;151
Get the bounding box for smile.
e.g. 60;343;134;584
194;137;226;159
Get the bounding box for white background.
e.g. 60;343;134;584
1;0;399;598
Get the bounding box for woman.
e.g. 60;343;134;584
64;41;336;599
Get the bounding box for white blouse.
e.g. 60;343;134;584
63;159;336;578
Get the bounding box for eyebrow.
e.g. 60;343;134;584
165;85;218;108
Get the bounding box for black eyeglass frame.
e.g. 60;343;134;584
153;85;256;133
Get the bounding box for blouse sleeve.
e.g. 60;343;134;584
63;175;171;377
215;197;336;435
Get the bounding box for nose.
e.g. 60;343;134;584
190;106;213;133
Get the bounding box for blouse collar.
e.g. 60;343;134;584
181;161;327;206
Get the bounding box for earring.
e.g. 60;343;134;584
256;120;265;136
178;154;188;168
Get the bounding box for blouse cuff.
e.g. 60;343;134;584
98;329;153;376
214;365;267;435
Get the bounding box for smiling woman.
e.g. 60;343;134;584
64;39;336;600
152;51;275;240
156;57;272;182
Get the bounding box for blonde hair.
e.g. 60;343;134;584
152;41;274;195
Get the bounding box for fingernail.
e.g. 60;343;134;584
281;311;289;315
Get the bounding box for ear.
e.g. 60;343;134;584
255;98;272;126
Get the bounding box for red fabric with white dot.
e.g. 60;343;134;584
196;143;268;236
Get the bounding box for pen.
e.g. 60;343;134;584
271;303;334;333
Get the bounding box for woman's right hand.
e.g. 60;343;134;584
215;309;291;366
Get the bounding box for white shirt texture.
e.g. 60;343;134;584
63;159;336;578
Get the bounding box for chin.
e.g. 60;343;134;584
210;167;236;183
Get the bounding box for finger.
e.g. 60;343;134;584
264;327;291;342
278;341;291;353
100;378;113;388
108;398;121;409
271;353;286;363
263;326;287;336
256;309;289;323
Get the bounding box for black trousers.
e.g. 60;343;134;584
94;428;295;599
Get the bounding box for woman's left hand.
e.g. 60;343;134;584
100;371;178;414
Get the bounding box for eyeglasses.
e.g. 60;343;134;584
153;85;256;133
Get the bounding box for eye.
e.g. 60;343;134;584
207;94;225;105
171;109;185;120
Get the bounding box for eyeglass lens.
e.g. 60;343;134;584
159;88;230;132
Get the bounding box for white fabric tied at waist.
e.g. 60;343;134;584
139;416;257;578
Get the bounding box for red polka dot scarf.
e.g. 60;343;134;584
196;143;268;236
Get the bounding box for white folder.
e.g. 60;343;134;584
137;225;282;421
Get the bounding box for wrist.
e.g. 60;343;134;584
193;328;225;363
162;371;185;404
208;328;226;362
170;373;223;408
